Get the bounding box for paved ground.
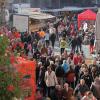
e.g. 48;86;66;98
54;41;94;65
54;41;91;58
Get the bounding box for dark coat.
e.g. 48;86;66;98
90;38;94;46
77;36;82;45
91;79;100;99
38;67;46;87
55;66;65;77
50;33;56;41
71;38;77;47
74;84;89;96
81;74;93;88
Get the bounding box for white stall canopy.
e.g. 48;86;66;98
29;12;55;20
18;8;55;20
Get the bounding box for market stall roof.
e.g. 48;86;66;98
18;8;55;19
41;6;97;12
41;7;82;12
78;9;96;20
29;12;55;19
61;7;83;11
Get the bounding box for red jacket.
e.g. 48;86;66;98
73;55;82;65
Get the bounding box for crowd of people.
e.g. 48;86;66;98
0;14;100;100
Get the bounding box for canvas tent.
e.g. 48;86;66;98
78;9;96;28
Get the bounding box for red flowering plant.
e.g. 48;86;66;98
0;35;22;100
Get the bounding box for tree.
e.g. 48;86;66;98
0;35;21;100
0;1;22;98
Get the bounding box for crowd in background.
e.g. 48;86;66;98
0;14;100;100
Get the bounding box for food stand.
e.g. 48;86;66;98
13;8;55;32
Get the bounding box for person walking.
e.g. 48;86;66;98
62;83;74;100
70;36;77;53
45;66;58;98
74;79;89;99
81;69;93;88
45;30;50;47
90;36;95;54
60;37;67;54
76;34;82;52
49;25;56;48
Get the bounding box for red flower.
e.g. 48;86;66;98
7;85;14;92
10;55;16;64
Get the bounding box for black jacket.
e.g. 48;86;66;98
55;66;65;77
81;74;93;88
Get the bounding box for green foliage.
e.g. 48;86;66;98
0;35;21;100
0;36;9;54
0;35;10;66
0;71;21;100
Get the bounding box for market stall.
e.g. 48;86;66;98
13;8;55;32
78;9;96;29
29;12;55;32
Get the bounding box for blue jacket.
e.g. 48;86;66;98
62;60;70;73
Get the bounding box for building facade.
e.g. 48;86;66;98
7;0;100;9
30;0;96;9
